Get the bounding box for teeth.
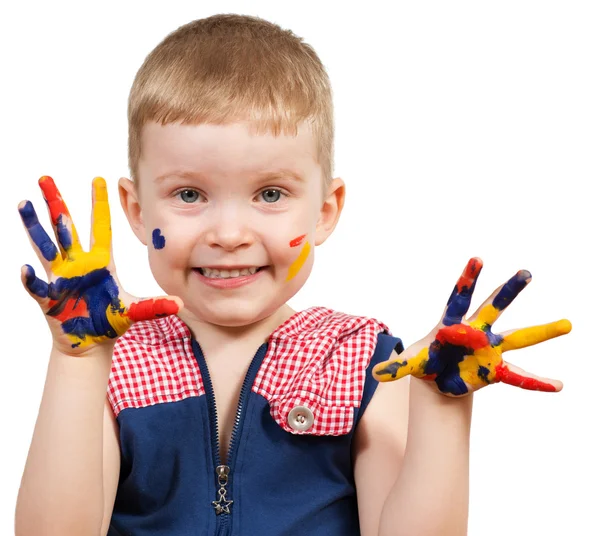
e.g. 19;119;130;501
201;267;260;279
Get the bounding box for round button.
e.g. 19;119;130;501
287;405;314;432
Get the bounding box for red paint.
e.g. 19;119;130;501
455;257;483;291
436;324;488;350
49;297;89;323
289;234;306;247
39;176;71;225
495;364;557;392
127;298;180;322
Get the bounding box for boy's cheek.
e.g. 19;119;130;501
144;223;195;270
275;231;314;281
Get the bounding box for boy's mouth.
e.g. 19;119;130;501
194;266;268;279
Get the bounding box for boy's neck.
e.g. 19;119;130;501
178;303;296;358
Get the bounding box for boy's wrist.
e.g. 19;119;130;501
50;341;116;361
412;376;474;407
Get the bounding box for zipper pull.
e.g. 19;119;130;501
212;465;233;514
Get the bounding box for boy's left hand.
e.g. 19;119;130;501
372;257;571;396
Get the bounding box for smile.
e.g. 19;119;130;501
195;266;268;279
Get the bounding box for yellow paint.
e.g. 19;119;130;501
472;303;500;329
106;300;133;336
502;319;572;351
373;347;429;382
286;241;310;281
51;250;110;278
457;346;502;388
64;300;131;348
91;177;112;251
50;177;111;277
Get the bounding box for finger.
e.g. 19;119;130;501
441;257;483;326
372;346;429;382
500;319;572;351
38;175;83;256
127;297;182;321
470;269;531;328
21;264;50;302
495;361;562;392
18;200;59;266
90;177;112;252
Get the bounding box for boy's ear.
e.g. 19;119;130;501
118;177;147;246
315;177;345;246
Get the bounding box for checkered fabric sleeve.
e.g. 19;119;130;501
254;306;391;436
107;315;205;417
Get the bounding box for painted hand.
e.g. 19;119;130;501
372;258;571;396
18;176;182;356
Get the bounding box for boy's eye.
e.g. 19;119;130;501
261;189;282;203
178;189;200;203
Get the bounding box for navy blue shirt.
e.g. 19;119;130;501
108;309;402;535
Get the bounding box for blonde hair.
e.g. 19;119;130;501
128;14;334;194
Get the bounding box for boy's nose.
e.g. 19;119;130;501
205;207;254;251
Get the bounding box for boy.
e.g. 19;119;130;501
15;14;571;536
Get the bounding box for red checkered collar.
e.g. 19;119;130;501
111;306;390;436
134;306;343;344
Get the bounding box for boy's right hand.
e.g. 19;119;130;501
18;175;182;357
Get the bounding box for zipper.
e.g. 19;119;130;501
193;340;267;533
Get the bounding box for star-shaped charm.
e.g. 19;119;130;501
212;494;233;515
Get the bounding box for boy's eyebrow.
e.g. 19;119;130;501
154;171;208;183
154;169;306;183
252;169;305;183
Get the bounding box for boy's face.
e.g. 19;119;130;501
120;121;344;327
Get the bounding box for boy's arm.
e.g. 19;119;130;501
15;347;121;536
14;176;181;535
353;376;471;536
355;257;569;536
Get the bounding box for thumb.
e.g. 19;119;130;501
21;264;50;306
125;296;183;323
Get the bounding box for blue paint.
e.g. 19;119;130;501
19;201;58;261
46;268;124;342
25;264;49;298
152;229;166;250
443;280;479;327
425;340;469;395
477;365;491;384
443;259;482;326
374;360;407;379
56;214;72;250
492;270;531;311
481;324;504;347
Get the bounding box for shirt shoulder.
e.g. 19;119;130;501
254;306;393;436
108;315;204;417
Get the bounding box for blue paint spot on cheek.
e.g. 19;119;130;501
152;229;166;250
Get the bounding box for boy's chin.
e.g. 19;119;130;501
180;301;283;329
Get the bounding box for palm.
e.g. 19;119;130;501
19;176;180;355
373;258;571;396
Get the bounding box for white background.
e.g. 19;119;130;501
1;1;598;534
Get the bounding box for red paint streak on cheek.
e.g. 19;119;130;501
49;298;89;323
456;258;483;291
495;364;557;392
39;176;69;224
436;324;489;349
289;234;307;247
